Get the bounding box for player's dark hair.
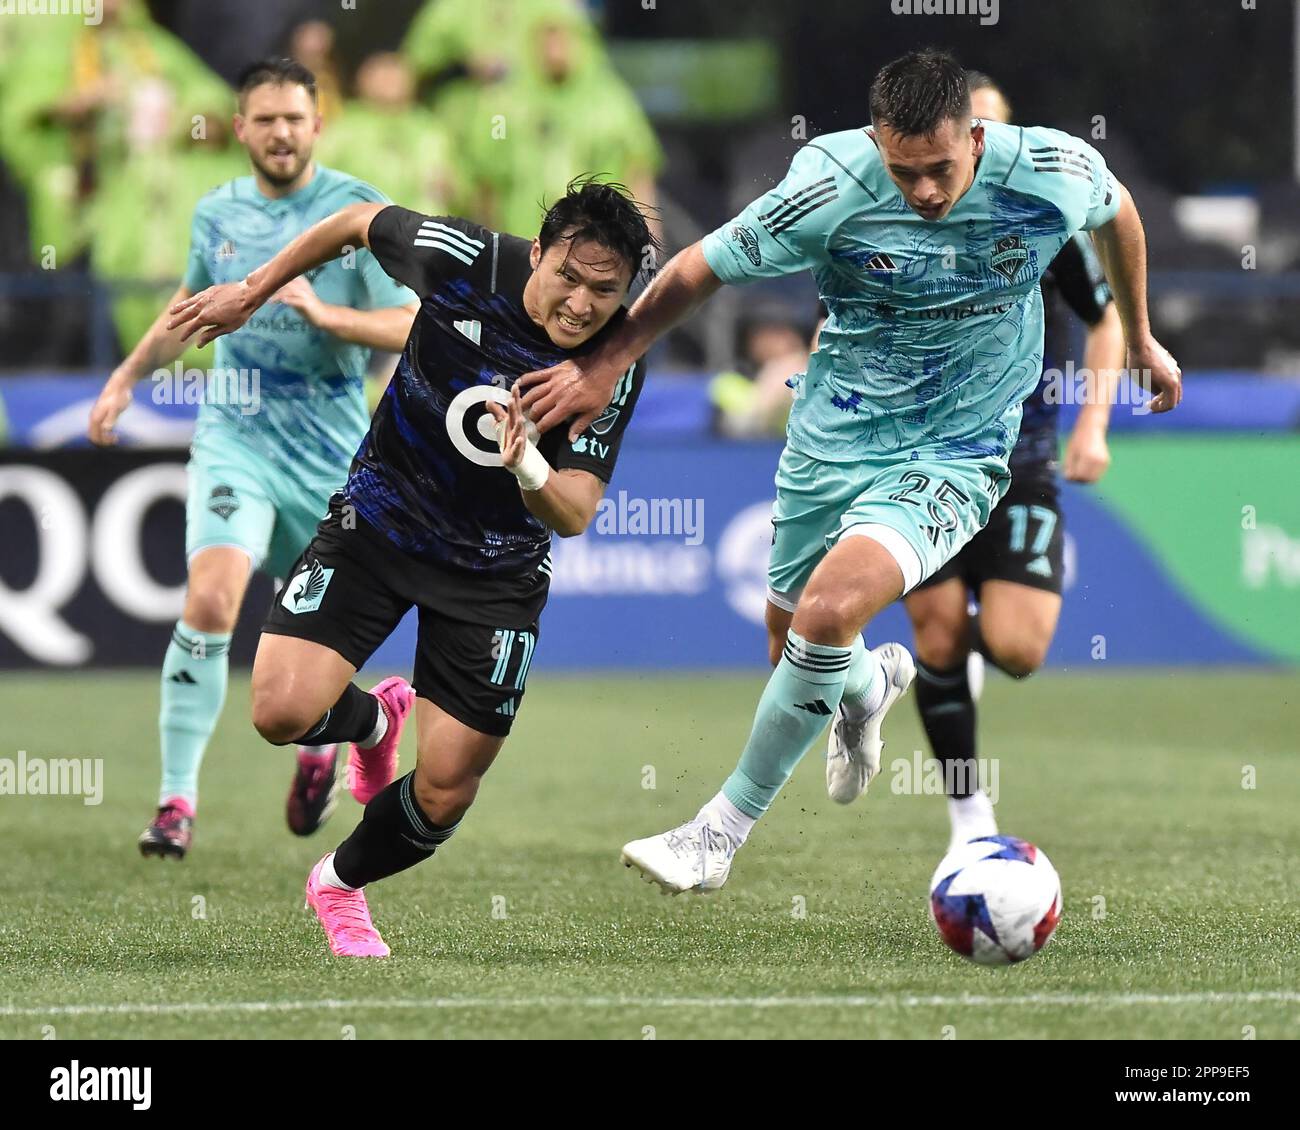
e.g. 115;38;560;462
966;69;1013;122
869;49;971;138
538;177;660;285
236;58;318;110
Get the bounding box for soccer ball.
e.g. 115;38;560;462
928;835;1061;965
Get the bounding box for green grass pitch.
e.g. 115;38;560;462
1;668;1296;1040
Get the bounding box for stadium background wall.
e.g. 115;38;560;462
1;438;1295;671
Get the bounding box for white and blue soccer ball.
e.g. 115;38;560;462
928;835;1062;965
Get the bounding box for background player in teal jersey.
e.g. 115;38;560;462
87;59;418;860
521;49;1182;893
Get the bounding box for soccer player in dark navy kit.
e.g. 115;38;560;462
904;73;1128;849
171;179;654;955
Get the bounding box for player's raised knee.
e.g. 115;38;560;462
183;586;241;634
792;588;860;645
913;619;968;670
250;686;318;745
987;638;1048;679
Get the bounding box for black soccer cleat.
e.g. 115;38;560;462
286;745;341;837
138;803;194;860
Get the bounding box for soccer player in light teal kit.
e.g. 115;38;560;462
88;59;418;859
521;50;1182;892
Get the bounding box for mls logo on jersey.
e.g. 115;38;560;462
207;485;240;520
281;559;334;615
990;234;1029;283
589;404;620;436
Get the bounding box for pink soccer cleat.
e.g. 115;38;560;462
346;676;415;805
138;796;194;859
305;855;390;958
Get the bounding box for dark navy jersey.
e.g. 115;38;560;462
347;206;645;577
1012;231;1112;472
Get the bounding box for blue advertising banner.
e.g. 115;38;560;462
365;436;1271;673
0;439;1282;670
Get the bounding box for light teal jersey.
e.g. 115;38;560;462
183;165;416;485
702;121;1121;464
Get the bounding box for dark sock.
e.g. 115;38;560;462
914;659;979;799
295;682;379;746
333;772;460;888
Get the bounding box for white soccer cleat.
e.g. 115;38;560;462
621;810;738;894
827;641;916;805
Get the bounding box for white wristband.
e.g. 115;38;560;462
494;416;551;491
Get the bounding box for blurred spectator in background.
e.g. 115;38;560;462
456;1;663;239
0;0;231;268
287;19;343;126
402;0;603;111
710;304;819;438
0;0;234;366
317;52;459;218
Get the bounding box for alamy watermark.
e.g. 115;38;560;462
1;750;103;805
0;0;102;25
151;362;261;416
592;490;704;546
890;750;999;804
891;0;999;26
1041;361;1158;415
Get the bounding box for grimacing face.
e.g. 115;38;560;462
234;83;320;188
526;235;634;347
869;115;985;222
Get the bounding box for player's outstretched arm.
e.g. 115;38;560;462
519;241;723;441
1090;183;1182;414
166;203;388;347
88;283;194;446
487;386;603;536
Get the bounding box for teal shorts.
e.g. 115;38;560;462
185;426;343;580
766;445;1011;611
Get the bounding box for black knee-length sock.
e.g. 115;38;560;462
333;772;460;888
914;659;979;799
295;682;379;746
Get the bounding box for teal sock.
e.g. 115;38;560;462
840;637;883;720
722;629;853;818
158;620;231;807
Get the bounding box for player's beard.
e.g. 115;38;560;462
251;146;311;188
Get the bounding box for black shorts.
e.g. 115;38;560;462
917;464;1065;596
262;496;546;737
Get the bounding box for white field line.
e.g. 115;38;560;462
1;990;1297;1019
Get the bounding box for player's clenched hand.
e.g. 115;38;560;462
486;385;528;470
1063;425;1111;483
1129;336;1182;414
88;374;133;446
518;356;619;442
167;281;261;347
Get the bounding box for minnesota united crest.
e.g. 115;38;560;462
281;558;334;615
990;234;1029;283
